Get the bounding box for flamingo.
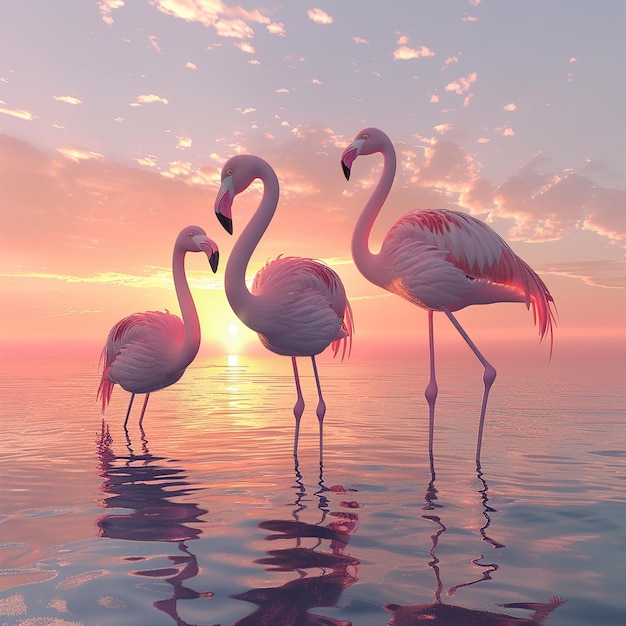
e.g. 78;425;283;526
97;225;219;428
214;154;354;461
340;127;555;465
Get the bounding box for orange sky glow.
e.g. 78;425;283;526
1;1;625;363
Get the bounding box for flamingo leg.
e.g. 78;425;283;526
443;308;497;466
291;357;305;457
138;392;151;427
425;310;439;464
311;355;326;464
124;393;136;429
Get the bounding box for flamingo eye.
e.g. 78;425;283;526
187;232;194;238
362;133;369;140
226;168;233;176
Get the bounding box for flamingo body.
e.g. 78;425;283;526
375;208;553;333
97;225;219;427
341;127;555;464
250;254;351;358
214;154;353;459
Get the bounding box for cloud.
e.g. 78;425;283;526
267;22;285;36
53;95;83;105
0;135;220;276
132;94;169;106
176;136;192;149
503;102;516;112
235;41;255;54
98;0;124;25
149;34;163;54
57;147;104;162
1;268;221;291
393;45;435;61
444;71;477;94
353;36;369;45
307;8;333;25
0;103;34;121
151;0;270;40
542;260;626;289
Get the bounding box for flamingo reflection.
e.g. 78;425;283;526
96;421;215;626
385;460;565;625
233;463;359;625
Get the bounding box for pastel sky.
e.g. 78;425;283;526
1;0;625;359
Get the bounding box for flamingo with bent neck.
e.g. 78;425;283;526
214;154;353;462
98;225;219;428
341;127;555;465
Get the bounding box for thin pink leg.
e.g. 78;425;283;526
443;309;497;466
291;357;305;457
124;393;136;429
425;310;438;464
311;355;326;464
138;393;150;427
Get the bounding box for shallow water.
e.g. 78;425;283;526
1;349;625;625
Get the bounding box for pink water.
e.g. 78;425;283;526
0;348;624;624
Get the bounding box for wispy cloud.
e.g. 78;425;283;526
98;0;124;25
0;102;33;120
1;269;222;290
57;147;104;162
53;95;83;105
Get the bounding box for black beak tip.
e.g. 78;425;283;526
210;251;219;273
216;212;233;235
341;161;351;181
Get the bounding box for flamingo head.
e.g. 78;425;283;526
178;225;220;273
341;127;389;180
215;154;277;235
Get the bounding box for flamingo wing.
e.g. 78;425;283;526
251;256;353;357
382;209;555;346
98;311;185;410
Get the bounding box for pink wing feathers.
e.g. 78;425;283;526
383;209;556;350
251;256;354;359
97;311;185;411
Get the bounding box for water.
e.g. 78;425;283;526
0;348;625;625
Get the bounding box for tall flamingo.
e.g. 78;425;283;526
97;225;219;428
341;127;555;465
214;154;354;461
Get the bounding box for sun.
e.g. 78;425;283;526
227;323;239;336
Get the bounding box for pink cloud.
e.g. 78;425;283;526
393;45;435;61
151;0;269;39
307;8;333;25
444;71;476;94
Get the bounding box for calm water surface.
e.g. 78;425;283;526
0;348;625;625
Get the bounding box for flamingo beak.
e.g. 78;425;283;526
195;235;220;273
215;176;234;235
340;139;364;181
208;250;219;273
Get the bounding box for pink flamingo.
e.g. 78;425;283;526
341;127;555;465
97;225;219;428
214;154;354;460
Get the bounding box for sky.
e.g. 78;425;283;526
1;0;625;361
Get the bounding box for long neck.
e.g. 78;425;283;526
351;138;396;283
225;163;279;327
172;246;201;366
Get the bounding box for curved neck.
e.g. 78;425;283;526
225;162;279;327
351;138;396;283
172;246;201;366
